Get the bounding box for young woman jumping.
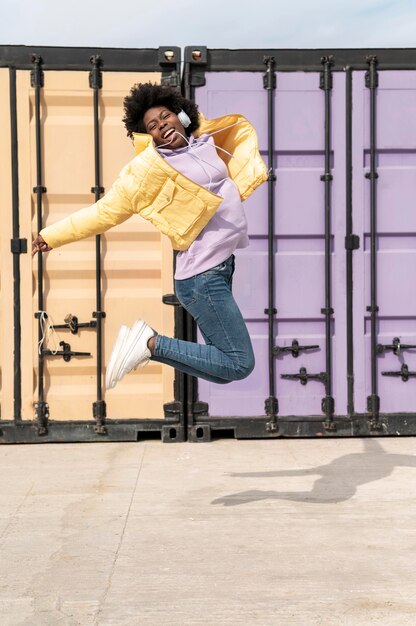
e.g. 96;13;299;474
32;83;267;389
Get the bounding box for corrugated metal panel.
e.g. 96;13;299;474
12;69;175;421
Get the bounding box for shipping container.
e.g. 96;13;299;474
0;45;186;443
183;47;416;440
2;46;416;443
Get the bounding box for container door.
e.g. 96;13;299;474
353;69;416;416
194;70;348;419
15;69;174;423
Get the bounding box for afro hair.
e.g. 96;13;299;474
122;83;200;138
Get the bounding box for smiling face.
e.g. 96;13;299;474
143;106;188;148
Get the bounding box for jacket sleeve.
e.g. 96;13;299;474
40;173;134;249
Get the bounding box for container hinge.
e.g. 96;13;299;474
42;341;91;362
158;47;180;87
263;56;276;90
281;367;327;386
162;293;181;306
320;55;334;91
10;238;27;254
191;401;209;416
382;363;416;383
161;70;180;88
377;337;416;356
163;400;184;420
31;54;44;88
50;314;97;334
34;401;49;435
89;55;103;90
92;400;107;434
273;339;319;358
365;55;379;89
345;234;360;250
189;72;206;87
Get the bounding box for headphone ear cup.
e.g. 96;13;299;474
177;109;191;128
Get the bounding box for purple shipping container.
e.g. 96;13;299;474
183;48;416;440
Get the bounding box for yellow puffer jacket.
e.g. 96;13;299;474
40;113;267;251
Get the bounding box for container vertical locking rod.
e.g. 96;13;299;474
10;66;27;422
345;66;359;416
365;55;381;430
89;55;106;434
263;56;278;431
320;56;335;429
32;55;49;434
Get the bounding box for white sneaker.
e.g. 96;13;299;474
105;325;131;390
115;320;156;386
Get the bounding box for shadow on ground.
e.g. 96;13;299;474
212;438;416;506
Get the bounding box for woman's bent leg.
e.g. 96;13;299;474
151;257;255;382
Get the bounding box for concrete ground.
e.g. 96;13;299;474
0;437;416;626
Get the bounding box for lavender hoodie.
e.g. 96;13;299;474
158;134;249;280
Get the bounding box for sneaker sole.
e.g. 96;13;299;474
105;325;130;390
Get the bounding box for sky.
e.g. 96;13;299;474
0;0;415;50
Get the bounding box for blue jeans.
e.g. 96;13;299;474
151;255;255;384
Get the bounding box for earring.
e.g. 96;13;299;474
177;109;191;128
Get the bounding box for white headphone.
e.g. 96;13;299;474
177;109;191;128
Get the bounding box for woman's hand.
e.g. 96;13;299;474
32;235;53;257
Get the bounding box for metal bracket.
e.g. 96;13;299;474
10;238;27;254
263;56;276;90
42;341;91;362
265;397;279;432
382;363;416;382
92;400;107;434
92;311;106;319
191;401;209;417
33;185;47;194
163;401;183;420
184;46;207;88
345;234;360;250
162;293;180;306
265;396;278;416
273;339;320;358
367;394;380;415
365;171;379;180
30;54;44;88
89;55;103;89
320;55;334;91
281;367;327;386
34;401;49;435
320;173;333;182
365;55;379;89
50;314;97;335
264;308;277;315
366;305;379;313
91;186;105;195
